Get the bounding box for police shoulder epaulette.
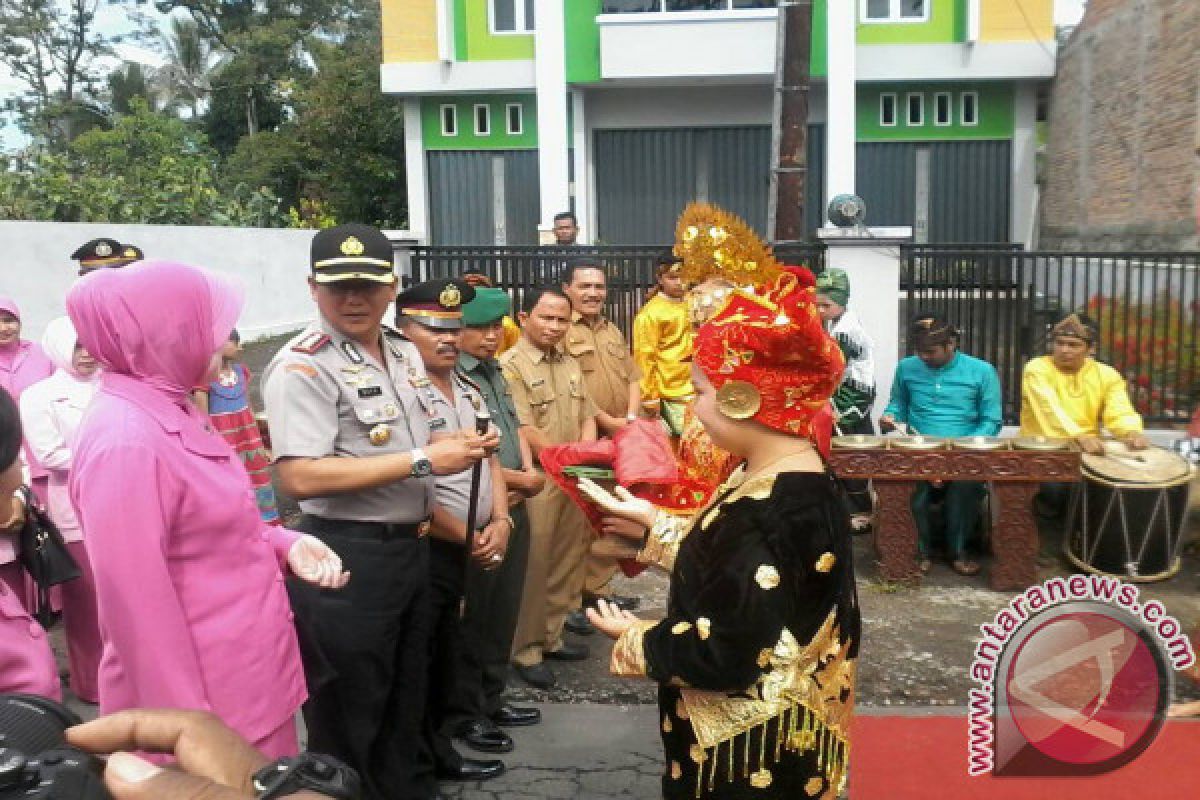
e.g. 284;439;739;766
291;331;331;354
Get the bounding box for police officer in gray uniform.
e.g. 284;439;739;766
263;224;494;800
393;280;510;783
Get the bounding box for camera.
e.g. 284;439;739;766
0;694;109;799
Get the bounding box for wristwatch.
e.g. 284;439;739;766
252;753;360;800
409;448;433;478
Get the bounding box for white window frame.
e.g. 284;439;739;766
933;91;952;126
905;92;924;126
440;104;458;137
860;0;930;24
960;91;980;127
601;1;775;12
490;0;534;35
505;103;524;136
473;104;492;136
879;92;898;127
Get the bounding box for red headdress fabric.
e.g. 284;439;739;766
693;267;845;438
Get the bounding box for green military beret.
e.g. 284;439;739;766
461;287;512;327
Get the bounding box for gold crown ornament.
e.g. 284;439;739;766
439;284;462;308
340;236;366;257
674;203;781;289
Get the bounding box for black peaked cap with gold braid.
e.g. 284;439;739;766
310;223;395;284
395;278;476;330
71;238;143;271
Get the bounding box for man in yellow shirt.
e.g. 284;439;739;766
632;255;694;436
1019;312;1148;455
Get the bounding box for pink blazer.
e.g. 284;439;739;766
71;372;306;743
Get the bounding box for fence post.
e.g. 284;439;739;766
817;226;913;424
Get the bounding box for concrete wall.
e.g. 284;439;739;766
1040;0;1200;251
3;222;325;345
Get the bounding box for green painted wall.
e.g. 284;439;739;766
856;0;965;45
857;82;1013;141
565;0;602;83
422;94;538;150
454;0;534;61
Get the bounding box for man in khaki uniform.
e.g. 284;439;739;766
562;259;642;623
500;287;598;689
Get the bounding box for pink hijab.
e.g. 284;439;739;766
0;296;24;367
66;261;244;398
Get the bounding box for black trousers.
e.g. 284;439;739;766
422;537;468;772
288;516;436;800
444;504;531;728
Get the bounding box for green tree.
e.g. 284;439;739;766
290;37;406;227
0;0;116;147
107;61;159;114
156;15;221;117
3;99;286;225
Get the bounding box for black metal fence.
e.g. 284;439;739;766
904;246;1200;426
407;244;826;341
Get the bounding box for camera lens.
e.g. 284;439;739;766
0;694;81;758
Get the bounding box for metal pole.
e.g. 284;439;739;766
767;0;813;245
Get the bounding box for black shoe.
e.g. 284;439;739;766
584;592;641;612
514;661;556;689
564;608;595;636
545;641;589;661
455;720;514;754
436;757;506;781
490;704;541;727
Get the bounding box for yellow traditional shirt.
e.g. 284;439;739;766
1019;356;1144;439
632;293;695;403
496;316;521;357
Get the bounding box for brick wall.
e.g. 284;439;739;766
1040;0;1199;250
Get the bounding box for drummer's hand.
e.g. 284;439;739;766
600;514;648;542
879;414;897;434
577;478;657;528
585;598;640;641
1076;435;1105;455
1124;432;1149;451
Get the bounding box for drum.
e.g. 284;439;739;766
1065;443;1192;581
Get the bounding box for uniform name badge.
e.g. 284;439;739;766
369;423;391;446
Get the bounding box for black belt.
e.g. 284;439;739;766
303;515;429;541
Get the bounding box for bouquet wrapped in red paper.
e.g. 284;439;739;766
538;419;678;576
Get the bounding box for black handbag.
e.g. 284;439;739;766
16;486;81;627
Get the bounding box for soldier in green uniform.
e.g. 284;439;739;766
444;287;545;752
262;224;495;800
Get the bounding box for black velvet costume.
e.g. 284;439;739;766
612;466;860;799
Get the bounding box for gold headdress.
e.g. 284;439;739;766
1050;313;1096;343
674;203;781;289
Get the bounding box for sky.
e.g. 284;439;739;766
1;0;1090;152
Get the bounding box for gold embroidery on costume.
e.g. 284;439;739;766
680;610;855;797
696;617;712;640
755;565;781;590
663;715;674;733
610;620;655;677
677;698;691;720
690;744;707;764
757;648;773;669
670;761;682;780
750;768;773;789
672;621;694;635
638;511;691;572
805;776;824;796
815;552;836;573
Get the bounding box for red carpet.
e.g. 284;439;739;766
849;714;1200;798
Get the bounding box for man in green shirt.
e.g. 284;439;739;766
444;287;546;751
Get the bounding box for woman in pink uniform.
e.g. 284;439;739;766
0;297;54;507
0;386;61;700
67;260;349;758
20;316;104;703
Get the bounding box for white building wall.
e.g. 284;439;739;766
2;222;410;343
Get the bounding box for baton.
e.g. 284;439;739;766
461;409;491;618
